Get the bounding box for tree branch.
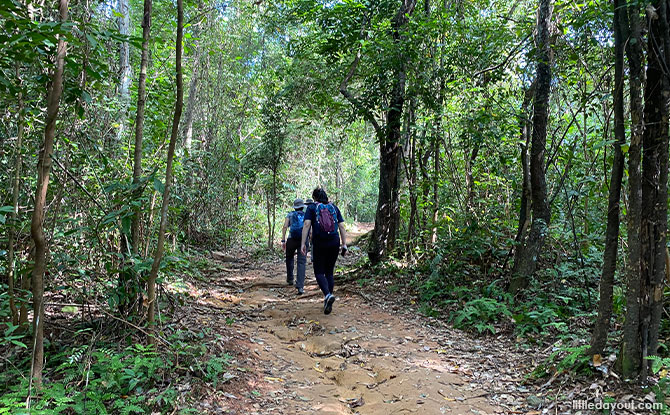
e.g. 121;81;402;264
474;33;532;78
339;48;382;136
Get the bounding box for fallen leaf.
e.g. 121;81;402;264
349;397;365;408
264;376;284;382
592;354;602;367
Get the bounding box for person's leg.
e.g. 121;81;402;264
312;245;330;297
285;239;298;284
324;245;339;297
296;247;306;292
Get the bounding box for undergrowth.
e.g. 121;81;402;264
0;249;235;415
0;326;234;415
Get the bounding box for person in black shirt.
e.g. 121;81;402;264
301;188;347;314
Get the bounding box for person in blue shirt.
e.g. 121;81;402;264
281;198;307;295
301;188;347;314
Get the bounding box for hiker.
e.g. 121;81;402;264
301;188;347;315
281;198;307;295
304;198;315;261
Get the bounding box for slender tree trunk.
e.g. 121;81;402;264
117;0;131;142
271;171;277;248
510;0;554;293
463;141;480;223
404;99;418;244
146;0;183;337
30;0;68;387
183;51;201;152
120;0;152;314
266;187;272;249
131;0;152;255
590;0;627;356
7;64;25;326
619;0;644;378
508;82;535;272
431;133;440;243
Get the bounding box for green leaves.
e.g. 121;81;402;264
0;205;14;224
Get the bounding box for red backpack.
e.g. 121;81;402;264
315;203;338;235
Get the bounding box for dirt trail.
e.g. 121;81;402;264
183;237;521;415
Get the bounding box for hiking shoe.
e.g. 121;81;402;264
297;288;304;295
324;294;335;315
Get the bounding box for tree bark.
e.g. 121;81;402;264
619;0;669;379
146;0;183;337
7;65;25;326
120;0;152;315
431;133;440;243
29;0;69;388
116;0;131;142
183;50;201;152
368;0;417;264
619;0;644;377
510;0;553;293
590;0;627;356
647;0;670;367
509;81;535;272
639;0;669;377
402;98;418;245
131;0;152;255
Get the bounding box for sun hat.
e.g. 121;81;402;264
293;198;306;209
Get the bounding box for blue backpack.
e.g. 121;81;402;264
315;203;338;236
289;211;305;239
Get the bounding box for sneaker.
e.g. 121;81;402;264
324;294;335;315
297;288;304;295
287;279;293;286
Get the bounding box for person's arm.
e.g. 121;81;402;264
338;222;347;249
281;216;290;250
301;220;311;255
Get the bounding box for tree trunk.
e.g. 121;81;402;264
431;133;440;243
619;0;644;378
590;0;627;356
647;0;670;368
464;141;480;224
508;82;535;272
146;0;183;337
29;0;69;387
116;0;131;142
182;50;201;152
7;65;25;326
367;0;418;264
271;171;277;248
639;0;669;377
403;99;418;245
131;0;152;255
619;0;669;379
510;0;553;293
120;0;152;315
